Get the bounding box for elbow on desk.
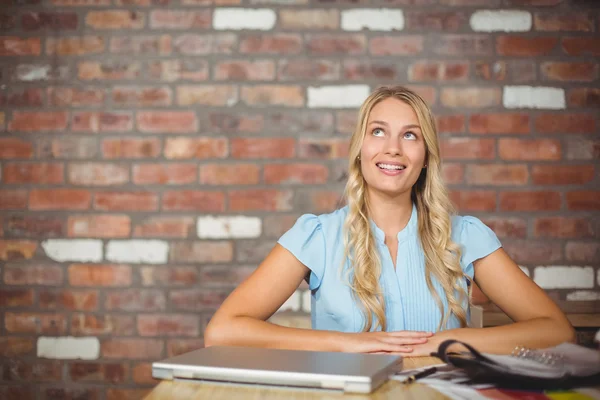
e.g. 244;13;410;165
204;319;227;348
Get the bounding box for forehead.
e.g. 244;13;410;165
367;97;418;124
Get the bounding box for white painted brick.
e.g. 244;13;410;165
197;216;261;239
213;8;276;31
278;291;300;312
37;336;100;360
42;239;102;263
341;9;404;32
566;291;600;301
470;10;531;32
106;240;168;264
302;290;311;313
503;86;566;110
533;266;594;289
308;85;370;108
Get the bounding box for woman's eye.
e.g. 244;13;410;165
372;128;384;136
404;131;417;140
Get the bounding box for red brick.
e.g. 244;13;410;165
405;85;437;105
535;113;595;134
480;217;527;239
140;266;198;286
229;189;293;211
343;60;397;80
73;313;135;335
307;190;343;213
436;115;465;134
499;139;561;161
3;265;63;286
39;289;98;310
474;61;507;81
504;0;561;5
534;12;594;32
177;84;237;107
3;163;64;184
167;339;204;357
111;35;172;55
47;87;105;107
0;189;28;209
0;88;44;107
433;34;492;55
565;242;600;264
449;190;496;212
541;62;597;81
22;12;78;31
1;359;62;382
132;362;157;385
170;241;233;263
214;60;275;81
500;191;561;211
0;289;34;307
0;138;33;159
442;163;464;184
264;164;329;184
138;314;199;336
240;85;303;107
532;165;595;185
279;9;338;29
0;37;41;56
466;164;528;186
148;59;207;81
267;111;335;134
231;138;295;159
164;137;228;159
150;10;211;29
279;59;339;81
496;36;558;56
566;191;600;211
162;191;224;212
78;61;141;80
441;88;501;108
240;33;302;54
169;289;230;311
409;61;469;81
8;111;68;132
173;33;236;55
336;110;357;134
199;164;260;185
72;111;133;132
207;112;264;133
102;138;160;159
133;217;193;238
567;88;600;108
105;289;166;311
102;338;164;359
68;264;132;287
68;163;129;186
86;11;144;29
46;36;104;55
132;163;196;185
94;191;158;211
68;215;130;238
37;137;98;159
369;36;422;56
69;362;128;383
503;240;562;265
440;138;495;160
112;86;172;106
198;266;254;287
0;240;37;261
137;111;197;133
306;34;365;56
6;215;64;238
0;337;34;357
534;217;593;238
562;37;600;56
0;13;17;30
469;113;530;134
405;10;467;31
298;138;349;159
5;312;66;334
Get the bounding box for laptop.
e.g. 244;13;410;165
152;346;402;394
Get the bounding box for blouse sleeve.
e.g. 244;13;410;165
456;216;502;279
277;214;326;291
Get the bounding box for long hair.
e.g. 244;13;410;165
342;86;469;332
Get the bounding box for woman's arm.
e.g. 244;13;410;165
204;244;432;353
412;248;576;355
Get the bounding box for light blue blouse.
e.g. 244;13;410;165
277;204;502;333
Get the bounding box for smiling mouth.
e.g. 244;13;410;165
376;162;406;171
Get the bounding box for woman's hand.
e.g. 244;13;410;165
340;330;434;354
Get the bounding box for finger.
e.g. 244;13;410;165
380;337;429;346
387;331;433;338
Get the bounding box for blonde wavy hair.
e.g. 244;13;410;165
342;85;469;332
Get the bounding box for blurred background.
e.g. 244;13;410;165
0;0;599;398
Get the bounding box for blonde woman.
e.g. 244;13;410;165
205;86;575;356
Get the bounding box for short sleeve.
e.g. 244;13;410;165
277;214;326;291
455;216;502;278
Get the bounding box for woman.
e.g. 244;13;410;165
205;86;575;356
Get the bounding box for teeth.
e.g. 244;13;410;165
378;163;405;170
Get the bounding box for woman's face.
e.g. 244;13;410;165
359;97;427;199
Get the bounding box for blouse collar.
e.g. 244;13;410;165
370;203;418;244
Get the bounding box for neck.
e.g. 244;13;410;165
366;189;413;238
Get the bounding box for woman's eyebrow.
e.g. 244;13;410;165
368;120;421;130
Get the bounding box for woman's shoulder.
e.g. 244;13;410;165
294;206;348;229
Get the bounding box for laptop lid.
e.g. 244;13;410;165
152;346;402;394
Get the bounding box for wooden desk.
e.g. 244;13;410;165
144;356;446;400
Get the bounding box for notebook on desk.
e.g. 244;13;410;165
152;345;402;394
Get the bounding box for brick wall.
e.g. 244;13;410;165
1;0;599;398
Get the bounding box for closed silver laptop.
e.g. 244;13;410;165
152;346;402;394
